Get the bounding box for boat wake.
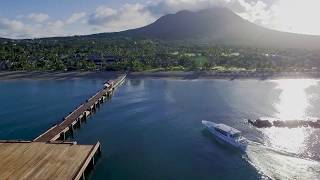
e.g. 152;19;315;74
243;141;320;180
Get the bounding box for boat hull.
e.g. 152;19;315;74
202;120;247;150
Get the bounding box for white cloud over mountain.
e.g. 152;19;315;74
88;3;155;32
27;13;49;23
0;0;320;38
86;0;271;33
266;0;320;35
66;12;86;24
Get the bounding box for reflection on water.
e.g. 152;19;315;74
262;79;318;154
263;127;311;154
3;78;319;180
274;79;317;119
248;79;320;179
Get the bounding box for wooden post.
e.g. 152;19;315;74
78;118;82;126
73;142;100;180
97;145;102;157
61;132;66;141
69;125;74;135
83;113;87;122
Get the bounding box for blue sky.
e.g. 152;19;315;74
0;0;320;38
0;0;145;18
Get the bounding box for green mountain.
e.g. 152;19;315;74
2;7;320;50
90;7;320;49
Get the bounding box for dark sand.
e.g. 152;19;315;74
0;71;319;80
130;71;320;80
0;71;121;80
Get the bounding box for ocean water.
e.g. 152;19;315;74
1;78;320;180
0;79;105;139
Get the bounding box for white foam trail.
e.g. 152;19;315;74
243;141;320;180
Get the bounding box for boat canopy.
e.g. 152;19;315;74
214;123;241;135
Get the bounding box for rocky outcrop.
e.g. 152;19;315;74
248;119;320;129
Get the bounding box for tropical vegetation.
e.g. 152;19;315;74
1;37;320;73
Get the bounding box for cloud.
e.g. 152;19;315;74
0;17;67;38
28;13;49;23
88;3;156;32
0;0;272;38
87;0;320;35
88;6;117;25
148;0;222;15
0;18;24;31
236;0;320;35
143;0;274;28
0;12;89;38
146;0;259;15
86;0;256;33
66;12;86;24
1;0;320;38
234;0;272;24
266;0;320;35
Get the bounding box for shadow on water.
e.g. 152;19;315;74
129;79;142;86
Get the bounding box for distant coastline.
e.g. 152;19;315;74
0;71;320;80
130;71;320;80
0;71;120;80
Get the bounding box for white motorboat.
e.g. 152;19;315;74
202;120;248;150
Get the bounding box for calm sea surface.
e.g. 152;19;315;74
1;78;320;180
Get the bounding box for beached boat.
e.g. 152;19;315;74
202;120;248;150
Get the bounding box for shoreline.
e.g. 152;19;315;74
0;71;121;80
130;71;320;80
1;71;320;80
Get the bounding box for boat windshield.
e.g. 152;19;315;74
214;128;228;136
231;133;241;139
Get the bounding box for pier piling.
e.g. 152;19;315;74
34;75;126;142
0;75;126;180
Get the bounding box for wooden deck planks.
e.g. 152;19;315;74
73;142;101;180
0;75;126;179
0;142;94;180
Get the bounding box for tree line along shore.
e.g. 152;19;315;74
1;38;320;73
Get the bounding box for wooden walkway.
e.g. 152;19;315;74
0;74;126;180
34;75;126;142
0;141;101;180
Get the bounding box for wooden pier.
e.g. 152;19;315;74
34;74;126;142
0;74;126;180
0;141;101;180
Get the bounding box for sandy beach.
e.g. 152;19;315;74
130;71;320;80
0;71;319;80
0;71;122;80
